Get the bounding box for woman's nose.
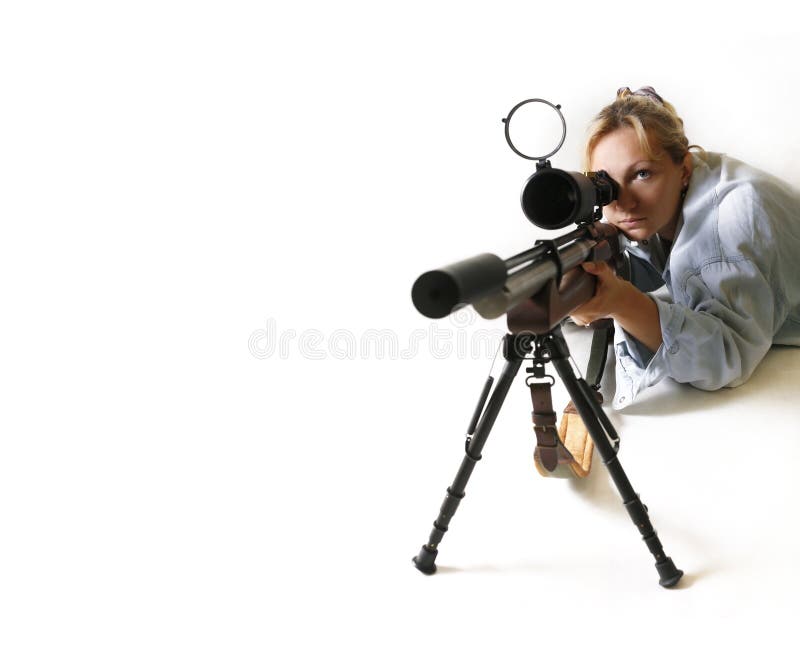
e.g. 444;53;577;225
615;185;637;211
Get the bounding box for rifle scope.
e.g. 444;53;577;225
503;98;619;230
520;167;618;230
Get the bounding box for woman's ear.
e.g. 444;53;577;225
681;151;693;186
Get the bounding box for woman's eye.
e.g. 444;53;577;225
635;169;651;180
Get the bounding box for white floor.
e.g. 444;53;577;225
262;325;800;659
7;319;796;658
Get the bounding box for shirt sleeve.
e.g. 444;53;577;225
612;257;776;409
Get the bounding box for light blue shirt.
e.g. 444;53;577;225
612;152;800;409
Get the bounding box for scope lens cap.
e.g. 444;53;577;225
502;98;567;161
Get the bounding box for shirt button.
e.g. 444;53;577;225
668;343;679;355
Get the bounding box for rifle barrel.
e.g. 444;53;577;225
504;226;586;271
472;239;596;319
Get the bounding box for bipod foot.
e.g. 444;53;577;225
412;545;438;575
656;557;683;588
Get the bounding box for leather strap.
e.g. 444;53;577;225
529;324;614;478
529;381;576;474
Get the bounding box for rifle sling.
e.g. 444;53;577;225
529;324;613;477
529;382;574;473
585;321;614;389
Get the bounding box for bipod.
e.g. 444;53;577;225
412;327;683;588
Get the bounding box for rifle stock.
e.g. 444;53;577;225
506;268;597;334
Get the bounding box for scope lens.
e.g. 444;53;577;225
521;169;578;230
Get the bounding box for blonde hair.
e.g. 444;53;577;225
583;87;701;171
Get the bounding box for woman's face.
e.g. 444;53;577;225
589;127;692;242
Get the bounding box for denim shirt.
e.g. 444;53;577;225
612;152;800;409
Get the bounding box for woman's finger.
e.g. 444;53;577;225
582;260;613;279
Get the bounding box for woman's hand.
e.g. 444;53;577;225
571;261;664;353
570;261;630;326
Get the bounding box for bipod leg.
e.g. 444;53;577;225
413;334;526;575
543;328;684;588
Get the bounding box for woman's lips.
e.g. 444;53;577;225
620;217;645;225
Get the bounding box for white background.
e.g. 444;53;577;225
2;2;800;658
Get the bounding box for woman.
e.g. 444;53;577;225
571;86;800;408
